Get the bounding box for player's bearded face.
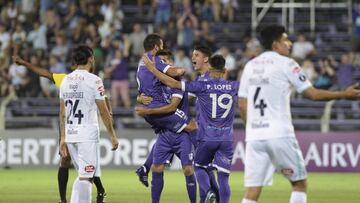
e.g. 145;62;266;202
274;33;292;57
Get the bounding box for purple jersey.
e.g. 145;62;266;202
181;78;239;141
137;52;171;108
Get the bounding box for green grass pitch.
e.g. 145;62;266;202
0;169;359;203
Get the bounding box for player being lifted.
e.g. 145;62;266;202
59;45;118;203
238;25;360;203
12;54;111;203
143;54;238;203
136;35;197;203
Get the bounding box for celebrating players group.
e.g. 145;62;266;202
15;25;360;203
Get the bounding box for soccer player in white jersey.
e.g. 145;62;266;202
238;25;360;203
59;45;119;203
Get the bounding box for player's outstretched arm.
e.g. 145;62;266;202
165;67;186;77
238;97;247;125
12;55;54;82
135;97;181;117
142;54;181;89
302;84;360;101
96;100;119;150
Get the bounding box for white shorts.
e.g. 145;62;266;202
67;142;99;178
244;137;307;187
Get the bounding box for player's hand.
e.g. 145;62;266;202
142;54;155;70
135;106;148;117
344;83;360;100
111;136;119;151
59;141;68;158
12;55;26;65
138;93;153;105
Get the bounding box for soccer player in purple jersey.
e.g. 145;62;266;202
136;49;197;203
143;54;239;203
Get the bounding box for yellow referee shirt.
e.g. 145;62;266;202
52;73;67;89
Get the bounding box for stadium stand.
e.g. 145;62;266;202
0;0;359;130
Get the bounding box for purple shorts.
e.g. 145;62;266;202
153;130;194;166
194;141;233;174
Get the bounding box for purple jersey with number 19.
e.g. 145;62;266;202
181;78;239;141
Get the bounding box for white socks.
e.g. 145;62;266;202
242;199;257;203
290;191;307;203
70;178;92;203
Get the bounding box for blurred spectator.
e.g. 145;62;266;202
27;21;47;51
8;60;30;97
64;3;81;31
105;38;131;108
0;48;10;96
177;11;198;54
83;2;104;26
12;24;26;45
162;20;177;49
221;0;238;22
352;3;360;52
71;18;88;44
301;60;317;83
195;21;215;50
49;55;66;73
128;23;147;58
335;53;355;89
38;57;56;98
174;49;192;79
154;0;172;28
1;1;18;27
314;58;335;90
217;47;236;79
100;1;124;31
291;34;316;61
0;24;10;51
51;32;69;62
198;0;214;22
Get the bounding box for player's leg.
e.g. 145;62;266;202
268;137;308;203
242;140;275;203
136;143;154;187
151;133;172;203
110;81;120;107
58;155;71;203
67;142;97;203
176;133;196;203
213;141;233;203
194;141;217;203
94;144;106;203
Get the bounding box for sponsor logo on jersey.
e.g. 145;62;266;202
85;165;95;173
292;66;301;74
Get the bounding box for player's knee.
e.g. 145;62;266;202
79;177;93;183
291;179;307;192
60;156;71;168
151;164;165;173
182;165;194;176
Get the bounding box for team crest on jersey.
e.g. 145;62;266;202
188;153;194;161
292;66;301;74
85;165;95;173
281;168;294;177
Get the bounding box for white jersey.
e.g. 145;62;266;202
238;51;312;141
60;69;105;143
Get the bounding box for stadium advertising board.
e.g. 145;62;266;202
0;130;359;172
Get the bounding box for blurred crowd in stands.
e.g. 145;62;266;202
0;0;359;109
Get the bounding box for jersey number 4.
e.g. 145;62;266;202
65;99;84;124
209;93;233;118
254;87;267;116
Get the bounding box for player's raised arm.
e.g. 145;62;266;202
165;67;186;77
135;96;181;116
142;54;181;89
12;55;54;82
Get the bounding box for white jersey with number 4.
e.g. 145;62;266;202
238;51;312;141
60;69;105;143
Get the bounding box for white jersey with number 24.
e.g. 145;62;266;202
60;69;105;143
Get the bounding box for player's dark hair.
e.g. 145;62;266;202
209;55;226;70
156;49;172;58
260;25;286;50
193;45;212;58
72;45;93;65
143;33;162;52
